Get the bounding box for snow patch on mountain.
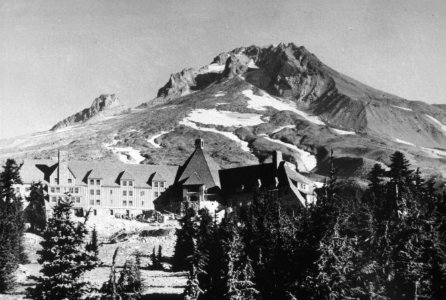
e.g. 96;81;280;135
214;92;225;97
392;105;413;112
331;128;356;135
186;108;264;127
425;115;446;133
421;147;446;158
272;125;295;134
263;137;316;172
200;63;225;74
179;119;250;152
395;138;415;146
147;131;169;148
103;139;145;164
242;89;325;125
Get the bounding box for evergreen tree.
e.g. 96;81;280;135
184;238;205;300
86;226;99;259
25;181;47;233
116;259;142;300
173;207;198;271
27;198;99;300
157;245;163;268
0;159;25;292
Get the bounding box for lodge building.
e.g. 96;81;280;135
14;139;317;216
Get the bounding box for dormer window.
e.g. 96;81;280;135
68;178;72;184
89;179;94;185
154;182;159;188
123;180;127;186
96;179;100;185
129;181;133;187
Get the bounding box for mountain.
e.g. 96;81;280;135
1;43;445;178
50;94;128;131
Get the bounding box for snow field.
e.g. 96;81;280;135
103;137;145;164
185;108;264;127
392;105;413;112
394;138;416;146
179;119;250;152
330;128;356;135
263;137;317;172
272;125;295;133
147;131;169;148
425;114;446;133
241;89;325;125
421;147;446;158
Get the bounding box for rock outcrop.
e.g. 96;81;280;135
50;94;127;131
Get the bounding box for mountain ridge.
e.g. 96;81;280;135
1;42;445;179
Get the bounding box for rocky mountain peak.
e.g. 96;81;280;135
50;94;128;131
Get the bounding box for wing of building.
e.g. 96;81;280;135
12;139;317;217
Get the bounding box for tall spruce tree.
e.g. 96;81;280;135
0;159;25;292
25;181;47;233
173;207;198;271
27;198;99;300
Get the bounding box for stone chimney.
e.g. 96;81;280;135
195;138;204;149
272;150;282;172
57;150;69;185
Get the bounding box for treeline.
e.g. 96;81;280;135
174;151;446;300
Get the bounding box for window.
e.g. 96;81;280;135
75;197;81;203
110;190;113;194
154;181;159;188
96;199;100;205
129;191;133;196
129;201;133;206
110;209;114;216
55;178;59;184
123;191;127;196
56;187;60;193
141;201;144;206
74;187;79;194
123;180;127;186
68;178;72;184
123;200;127;206
110;199;113;204
90;189;94;195
69;187;74;193
154;191;159;197
51;187;55;193
96;179;100;185
90;179;94;185
141;191;145;196
299;183;306;190
51;196;57;203
129;181;133;186
89;199;94;205
160;182;164;188
96;190;100;195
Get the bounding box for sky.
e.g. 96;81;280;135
1;0;446;139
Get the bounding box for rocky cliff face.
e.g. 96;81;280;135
50;94;128;131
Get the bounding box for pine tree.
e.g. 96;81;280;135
27;198;99;300
184;238;205;300
0;159;25;292
117;259;142;300
25;181;47;233
173;207;198;271
86;226;99;259
100;247;120;300
157;245;163;268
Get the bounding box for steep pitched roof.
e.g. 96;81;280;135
183;171;204;186
18;159;179;188
219;163;276;193
177;148;220;189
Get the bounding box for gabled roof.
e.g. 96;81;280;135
219;163;276;193
183;171;204;186
118;171;134;181
177;148;220;189
151;172;165;181
18;159;179;188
